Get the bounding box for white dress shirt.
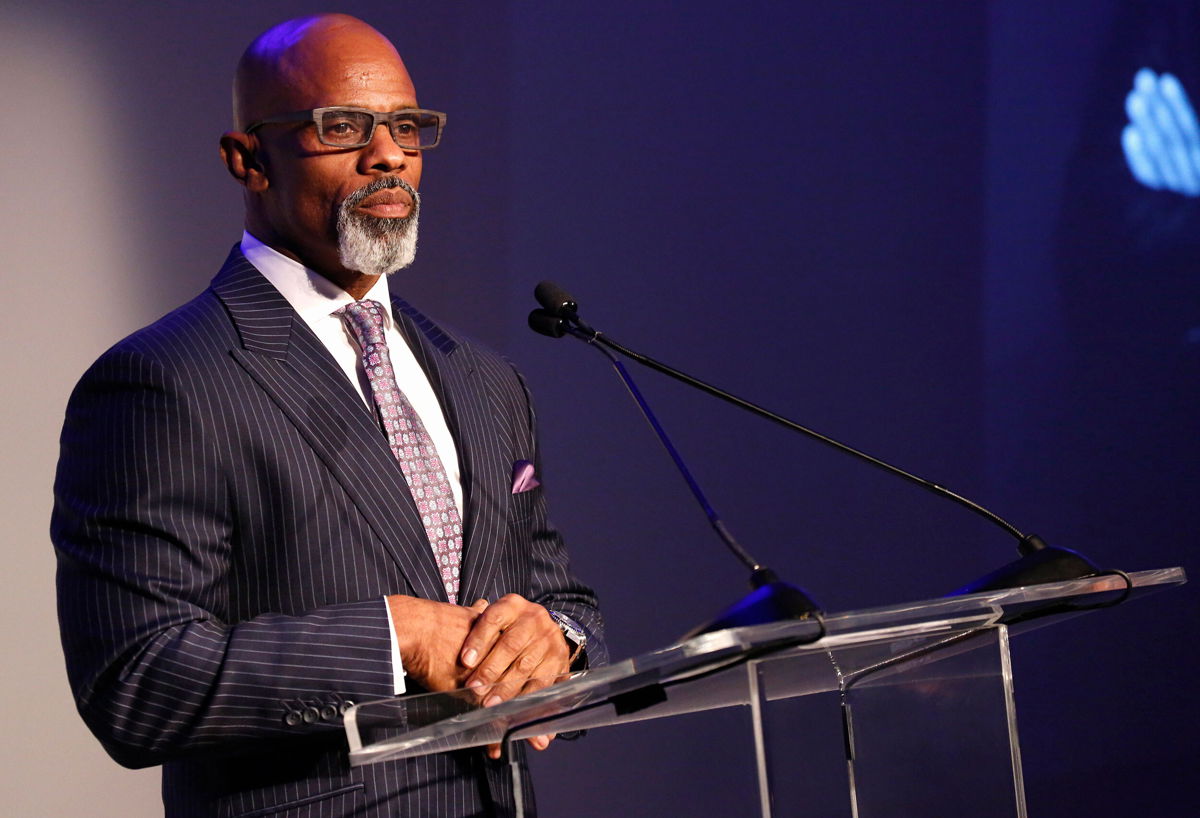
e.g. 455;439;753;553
241;231;462;694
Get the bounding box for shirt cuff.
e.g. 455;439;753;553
382;596;407;695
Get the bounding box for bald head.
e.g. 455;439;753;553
232;14;415;131
221;13;426;297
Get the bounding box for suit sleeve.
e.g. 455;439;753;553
507;362;609;670
52;346;397;769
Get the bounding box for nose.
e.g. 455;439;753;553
357;122;414;174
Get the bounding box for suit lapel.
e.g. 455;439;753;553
392;298;508;604
211;249;446;602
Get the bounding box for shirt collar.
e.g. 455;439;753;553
240;230;395;328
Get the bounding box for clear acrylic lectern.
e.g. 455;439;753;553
345;567;1184;817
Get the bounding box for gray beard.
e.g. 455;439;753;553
336;177;420;277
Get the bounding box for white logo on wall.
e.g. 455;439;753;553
1123;68;1200;196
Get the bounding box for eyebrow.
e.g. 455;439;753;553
322;105;423;112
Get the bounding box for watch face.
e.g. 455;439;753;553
550;611;588;670
551;611;586;647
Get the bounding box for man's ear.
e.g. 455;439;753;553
219;132;269;193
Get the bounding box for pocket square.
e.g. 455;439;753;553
511;460;540;493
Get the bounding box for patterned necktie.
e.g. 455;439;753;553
336;299;462;603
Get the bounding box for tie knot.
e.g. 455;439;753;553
337;299;388;348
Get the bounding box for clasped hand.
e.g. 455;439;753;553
386;593;569;758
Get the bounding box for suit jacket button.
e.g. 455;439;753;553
320;704;339;721
283;710;303;727
302;707;320;724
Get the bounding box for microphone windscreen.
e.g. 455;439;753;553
528;309;567;338
534;281;578;316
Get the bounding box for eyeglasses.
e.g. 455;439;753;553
245;107;446;150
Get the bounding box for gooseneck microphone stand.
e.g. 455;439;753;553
528;280;1116;603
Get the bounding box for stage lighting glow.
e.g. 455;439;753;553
1122;68;1200;195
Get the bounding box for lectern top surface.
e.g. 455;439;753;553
345;566;1185;766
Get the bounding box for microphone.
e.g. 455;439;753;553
527;309;567;339
534;281;578;319
528;281;1116;601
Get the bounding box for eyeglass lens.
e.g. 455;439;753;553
317;110;439;148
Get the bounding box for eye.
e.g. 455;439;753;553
392;118;421;145
319;111;369;143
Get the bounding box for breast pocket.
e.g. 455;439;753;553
510;483;539;525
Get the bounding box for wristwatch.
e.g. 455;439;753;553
549;611;587;670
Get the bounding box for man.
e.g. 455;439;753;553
52;13;604;818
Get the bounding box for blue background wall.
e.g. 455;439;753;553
2;1;1193;814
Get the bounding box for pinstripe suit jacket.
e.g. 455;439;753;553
52;248;605;817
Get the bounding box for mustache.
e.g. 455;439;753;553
341;176;420;217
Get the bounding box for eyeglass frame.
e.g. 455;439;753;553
244;106;447;150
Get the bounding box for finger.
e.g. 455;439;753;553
468;608;569;695
479;643;572;708
466;599;563;685
527;734;555;752
457;599;490;682
466;635;551;707
467;629;542;694
464;607;548;685
481;674;526;708
518;670;560;697
484;733;555;760
460;596;524;669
